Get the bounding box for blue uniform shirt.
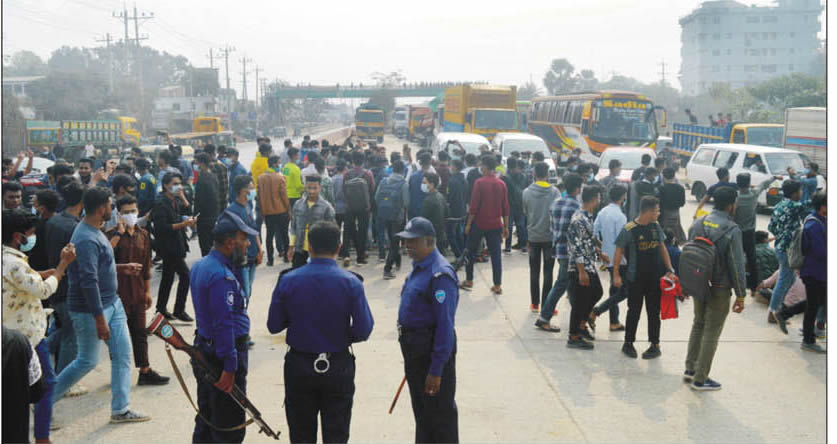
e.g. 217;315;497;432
137;172;157;205
398;249;459;376
267;258;374;353
190;250;250;373
227;162;249;204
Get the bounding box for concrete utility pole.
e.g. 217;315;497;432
254;65;261;108
659;59;667;85
112;7;130;68
240;57;252;102
131;5;153;124
95;33;114;94
218;45;236;113
207;48;214;69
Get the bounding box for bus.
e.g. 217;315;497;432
527;91;665;163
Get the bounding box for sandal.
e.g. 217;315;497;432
491;285;503;295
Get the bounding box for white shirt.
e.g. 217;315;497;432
84;143;95;157
2;246;58;347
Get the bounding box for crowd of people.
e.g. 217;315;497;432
0;132;827;442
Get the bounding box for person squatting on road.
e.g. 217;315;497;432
189;210;257;443
397;217;460;443
268;220;374;443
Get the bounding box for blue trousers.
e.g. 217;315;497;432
465;225;502;286
446;219;466;258
34;340;55;440
539;258;571;322
769;250;795;313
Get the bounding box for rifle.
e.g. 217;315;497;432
147;313;281;440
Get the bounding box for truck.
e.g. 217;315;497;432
392;106;407;138
406;105;434;145
783;107;826;175
671;121;784;166
168;117;236;149
443;84;518;141
355;103;385;143
25;118;141;162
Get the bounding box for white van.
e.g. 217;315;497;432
491;132;558;183
431;132;491;157
685;143;825;208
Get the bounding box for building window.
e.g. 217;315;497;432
713;16;721;24
789;64;794;71
769;32;777;40
763;16;778;23
699;33;707;40
726;65;732;71
770;48;776;56
744;65;757;72
713;33;720;40
749;49;760;56
172;103;181;111
761;65;777;73
746;16;760;23
762;48;768;56
713;49;721;56
790;32;796;38
699;16;707;24
762;32;768;40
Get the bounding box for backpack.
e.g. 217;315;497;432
788;215;824;269
344;174;370;213
376;176;405;222
679;217;736;300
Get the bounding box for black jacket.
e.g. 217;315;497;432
194;170;220;228
447;172;468;219
152;194;189;258
466;168;482;203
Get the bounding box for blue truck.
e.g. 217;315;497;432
671;122;784;165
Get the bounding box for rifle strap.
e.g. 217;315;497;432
164;345;254;432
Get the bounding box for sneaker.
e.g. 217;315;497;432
683;370;696;383
690;378;722;391
266;258;274;267
173;311;194;323
534;319;561;333
530;304;540;313
801;342;827;354
609;324;626;332
343;258;352;268
503;248;512;255
138;369;170;386
159;310;174;321
110;409;151;424
490;285;503;295
520;247;528;254
511;243;522;250
248;340;255;349
622;342;638;359
357;258;369;265
642;344;661;360
767;312;778;324
776;313;788;334
580;329;595;341
395;264;401;272
65;384;88;398
383;270;396;280
459;280;473;291
567;337;594;350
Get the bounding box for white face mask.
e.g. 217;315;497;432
121;213;138;227
420;183;429;193
170;184;182;194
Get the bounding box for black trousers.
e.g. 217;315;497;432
568;272;603;336
399;329;458;444
198;223;215;257
292;251;309;269
192;340;248;444
157;255;190;314
284;350;356;444
528;241;555;306
336;214;353;259
383;219;403;273
264;213;290;260
802;277;827;344
344;211;370;261
624;272;662;345
741;229;758;290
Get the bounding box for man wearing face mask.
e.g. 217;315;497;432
227;175;263;307
152;172;197;322
3;208;77;443
54;187;151;423
225;149;250;205
108;195;170;386
189;210;257;443
105;174;149;236
27;189;60;272
289;175;336;268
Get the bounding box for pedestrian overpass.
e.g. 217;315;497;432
268;84;463;100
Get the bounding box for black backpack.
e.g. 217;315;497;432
344;174;370;213
679;217;736;300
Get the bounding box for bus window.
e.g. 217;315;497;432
573;101;583;123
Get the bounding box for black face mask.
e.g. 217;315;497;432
231;244;247;267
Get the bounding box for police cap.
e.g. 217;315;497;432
213;210;258;236
396;217;436;239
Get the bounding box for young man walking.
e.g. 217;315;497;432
767;180;812;323
523;162;559;312
590;186;629;331
799;191;826;353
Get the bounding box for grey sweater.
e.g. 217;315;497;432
522;182;559;243
733;178;774;232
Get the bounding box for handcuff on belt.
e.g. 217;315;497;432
313;353;330;374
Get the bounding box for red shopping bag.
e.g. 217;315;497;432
660;276;682;320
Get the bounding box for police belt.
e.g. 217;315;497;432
288;348;353;374
196;332;250;349
397;324;435;338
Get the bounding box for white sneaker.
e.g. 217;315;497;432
110;409;151;424
65;384;88;398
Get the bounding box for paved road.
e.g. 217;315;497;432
48;133;826;443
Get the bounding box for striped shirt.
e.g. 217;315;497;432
550;194;580;260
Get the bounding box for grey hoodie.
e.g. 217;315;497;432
522;181;560;243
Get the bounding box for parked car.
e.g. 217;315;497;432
431;132;491;157
491;132;558;183
594;147;657;184
685;143;825;208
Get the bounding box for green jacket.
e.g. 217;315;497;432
421;191;447;243
755;243;779;284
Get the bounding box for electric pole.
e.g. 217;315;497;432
95;33;114;94
207;48;214;69
659;59;667;85
254;66;261;108
112;7;130;68
218;45;236;113
240;57;252;102
131;5;153;126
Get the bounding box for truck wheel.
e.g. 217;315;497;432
692;182;706;202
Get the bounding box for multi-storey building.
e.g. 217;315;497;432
679;0;822;96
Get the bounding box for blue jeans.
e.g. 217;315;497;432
769;250;795;313
539;258;571;322
53;298;133;415
241;262;257;301
47;302;78;374
34;340;55;439
505;212;528;249
446;219;466;258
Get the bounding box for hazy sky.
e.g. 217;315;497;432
3;0;825;95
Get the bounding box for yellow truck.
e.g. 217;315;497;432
442;84;518;140
355;104;385;142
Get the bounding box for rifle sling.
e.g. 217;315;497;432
165;345;255;432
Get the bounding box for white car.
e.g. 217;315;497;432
491;132;558;183
685;143;826;208
431;132;491;157
595;147;657;184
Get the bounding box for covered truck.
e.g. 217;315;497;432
783;107;826;175
671;122;784;166
443;84;518;141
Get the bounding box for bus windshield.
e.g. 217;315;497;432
747;127;784;148
592;99;657;143
474;110;517;130
356;111;384;123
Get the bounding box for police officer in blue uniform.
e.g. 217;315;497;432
397;217;460;443
267;220;374;443
189;210;257;443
